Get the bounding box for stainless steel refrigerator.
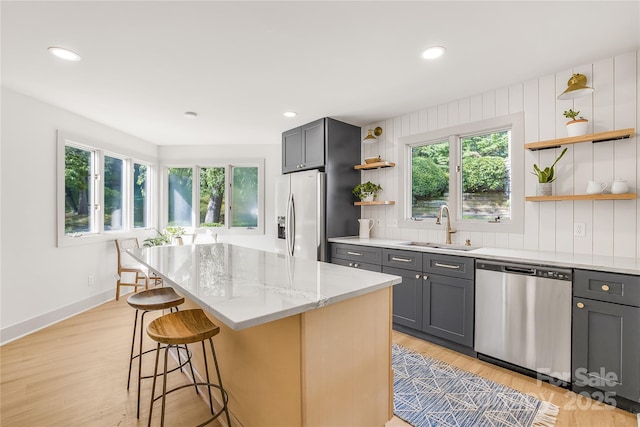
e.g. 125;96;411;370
275;169;326;261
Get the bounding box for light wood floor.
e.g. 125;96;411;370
1;298;636;427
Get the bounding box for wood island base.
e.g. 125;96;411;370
181;287;394;427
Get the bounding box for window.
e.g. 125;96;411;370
133;163;150;228
401;114;523;233
104;155;124;231
57;131;156;246
167;167;193;226
64;145;96;234
199;167;225;227
163;161;263;234
230;166;258;228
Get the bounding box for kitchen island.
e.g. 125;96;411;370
129;243;402;427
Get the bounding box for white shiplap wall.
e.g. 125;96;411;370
360;50;639;259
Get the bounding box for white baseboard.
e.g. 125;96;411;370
0;289;114;345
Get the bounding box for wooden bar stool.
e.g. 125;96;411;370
127;287;196;418
147;309;231;427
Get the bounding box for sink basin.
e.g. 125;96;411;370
400;241;481;251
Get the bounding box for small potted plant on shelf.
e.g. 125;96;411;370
353;181;382;202
563;109;589;137
531;147;567;196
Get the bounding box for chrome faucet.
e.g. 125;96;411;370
435;204;456;245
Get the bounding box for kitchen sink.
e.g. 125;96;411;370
400;241;481;251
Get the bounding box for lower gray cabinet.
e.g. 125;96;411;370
572;269;640;410
383;265;423;329
423;273;474;347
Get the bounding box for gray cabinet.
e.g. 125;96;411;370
422;254;475;348
330;243;382;273
282;119;325;173
382;249;475;353
383;249;424;329
572;269;640;412
282;118;359;174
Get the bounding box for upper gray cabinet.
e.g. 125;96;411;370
283;118;325;173
282;118;360;174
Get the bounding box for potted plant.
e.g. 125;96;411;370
143;229;171;247
563;109;588;137
164;226;186;245
531;147;567;196
142;226;186;247
352;181;382;202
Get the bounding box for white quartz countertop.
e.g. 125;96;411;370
329;237;640;276
128;243;402;331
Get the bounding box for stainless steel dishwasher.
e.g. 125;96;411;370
475;260;572;382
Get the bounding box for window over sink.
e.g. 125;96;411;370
400;113;524;233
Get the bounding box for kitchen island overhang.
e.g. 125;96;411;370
128;243;402;427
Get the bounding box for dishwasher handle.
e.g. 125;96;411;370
503;265;536;275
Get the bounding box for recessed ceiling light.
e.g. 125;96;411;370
421;46;446;60
48;46;81;61
184;111;198;119
283;111;297;118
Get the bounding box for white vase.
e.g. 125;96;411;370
362;193;374;202
566;119;588;137
536;182;552;196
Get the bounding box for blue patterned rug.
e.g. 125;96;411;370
393;344;559;427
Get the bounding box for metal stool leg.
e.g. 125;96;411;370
201;341;215;415
160;345;170;427
209;337;232;426
127;309;139;390
148;342;161;427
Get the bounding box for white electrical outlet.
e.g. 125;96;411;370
574;222;586;237
388;219;398;227
88;275;94;286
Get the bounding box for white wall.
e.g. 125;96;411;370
361;50;640;259
158;144;281;252
0;88;160;343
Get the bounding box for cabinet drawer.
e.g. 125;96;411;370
331;257;382;272
382;249;422;271
423;254;474;280
330;243;381;265
574;269;640;307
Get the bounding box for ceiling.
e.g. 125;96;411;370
2;1;639;146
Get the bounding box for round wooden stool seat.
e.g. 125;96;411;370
146;309;230;427
147;309;220;346
127;287;184;311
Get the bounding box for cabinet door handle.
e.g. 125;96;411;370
434;262;460;269
415;274;421;279
354;263;359;268
348;262;353;267
423;275;428;280
347;251;363;256
601;284;610;291
392;257;412;263
576;302;585;309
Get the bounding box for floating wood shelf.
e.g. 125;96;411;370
526;193;637;202
354;200;396;206
524;128;635;151
354;161;396;170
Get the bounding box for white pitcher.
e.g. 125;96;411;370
358;218;375;239
586;180;606;194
